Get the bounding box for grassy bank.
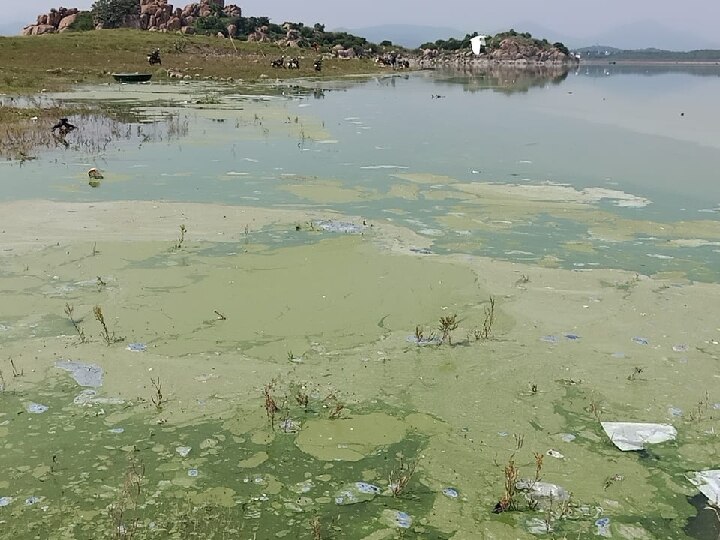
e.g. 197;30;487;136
0;29;388;94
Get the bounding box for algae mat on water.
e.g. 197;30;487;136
1;200;719;539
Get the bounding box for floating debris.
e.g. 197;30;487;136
672;344;689;352
409;247;433;255
595;517;611;537
25;496;41;506
292;480;314;494
540;335;559;343
280;418;301;433
668;407;683;417
564;333;581;340
55;360;103;387
312;220;365;234
546;449;564;459
381;509;413;529
442;487;459;498
126;343;147;352
406;334;441;346
0;497;13;507
188;468;198;477
73;389;125;406
560;433;576;442
632;337;649;345
516;481;570;505
176;446;192;458
688;470;720;503
334;482;381;505
26;403;48;414
601;422;677;451
355;482;382;495
527;517;552;534
109;427;125;434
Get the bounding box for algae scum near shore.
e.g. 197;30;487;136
2;67;720;539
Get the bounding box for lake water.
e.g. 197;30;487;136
1;65;720;539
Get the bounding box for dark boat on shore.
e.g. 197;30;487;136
112;73;153;83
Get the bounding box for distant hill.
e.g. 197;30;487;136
575;45;720;62
505;20;720;52
584;20;720;51
336;24;463;49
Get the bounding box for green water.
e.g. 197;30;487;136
1;66;720;539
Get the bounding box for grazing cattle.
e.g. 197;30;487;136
271;56;285;68
375;53;397;67
286;57;300;69
313;59;322;72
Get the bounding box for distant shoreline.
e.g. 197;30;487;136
581;59;720;66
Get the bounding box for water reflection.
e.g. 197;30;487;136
434;65;571;93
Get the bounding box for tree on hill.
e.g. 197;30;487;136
421;29;570;57
91;0;139;29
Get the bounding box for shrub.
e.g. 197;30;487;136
69;11;95;32
553;42;570;55
91;0;139;29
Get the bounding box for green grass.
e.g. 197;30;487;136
0;29;388;94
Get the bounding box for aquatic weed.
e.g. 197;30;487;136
175;224;187;250
93;305;123;345
438;313;459;344
264;382;281;429
150;377;165;410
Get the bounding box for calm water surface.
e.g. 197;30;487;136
4;65;720;280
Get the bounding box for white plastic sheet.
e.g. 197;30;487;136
601;422;677;451
688;470;720;505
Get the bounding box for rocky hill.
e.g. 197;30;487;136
421;31;578;65
23;7;81;35
23;0;241;36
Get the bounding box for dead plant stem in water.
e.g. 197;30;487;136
64;302;87;343
93;305;123;345
389;458;417;497
264;383;280;429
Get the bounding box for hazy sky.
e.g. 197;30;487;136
6;0;720;46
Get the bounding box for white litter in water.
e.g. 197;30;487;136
73;389;125;406
688;470;720;504
601;422;677;451
317;139;339;144
55;360;104;387
176;446;192;458
225;171;249;176
26;403;49;414
359;165;409;169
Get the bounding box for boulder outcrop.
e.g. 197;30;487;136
485;38;570;63
22;7;79;35
139;0;240;32
23;1;241;35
